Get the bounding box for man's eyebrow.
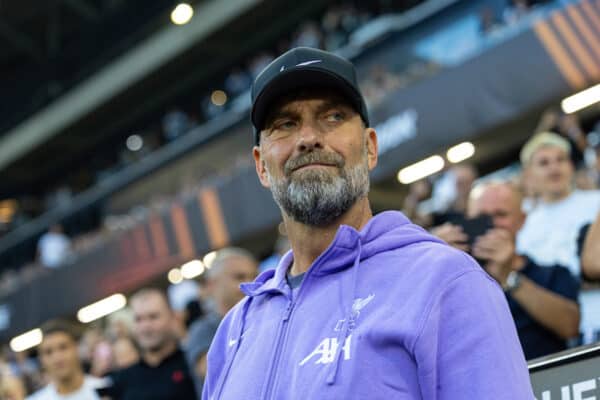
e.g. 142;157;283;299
314;100;355;116
265;109;299;128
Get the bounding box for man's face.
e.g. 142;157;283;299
131;293;175;353
212;256;257;314
527;146;573;200
253;92;378;226
39;332;81;383
470;185;525;236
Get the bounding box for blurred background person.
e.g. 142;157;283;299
0;355;26;400
27;320;105;400
516;132;600;344
467;182;580;359
36;224;72;269
109;336;139;372
110;288;196;399
185;247;257;396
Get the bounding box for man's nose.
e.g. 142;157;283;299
296;120;323;152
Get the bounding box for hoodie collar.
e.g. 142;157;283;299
241;211;438;298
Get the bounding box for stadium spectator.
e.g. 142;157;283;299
321;6;347;51
167;279;200;336
360;65;402;107
291;21;323;49
0;354;26;400
110;288;196;399
468;182;580;359
110;336;139;371
517;132;600;343
503;0;532;25
517;132;600;276
248;52;274;80
429;163;478;229
535;109;588;166
223;67;251;98
36;224;72;269
89;337;112;378
478;6;503;36
27;320;105;400
185;248;257;395
161;108;192;143
401;178;434;228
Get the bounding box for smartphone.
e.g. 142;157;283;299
447;214;494;247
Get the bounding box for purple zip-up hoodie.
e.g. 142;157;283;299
203;211;534;399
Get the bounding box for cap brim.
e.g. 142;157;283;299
251;67;365;134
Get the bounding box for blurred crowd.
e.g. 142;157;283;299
0;0;599;397
0;0;434;297
1;247;260;399
2;106;599;399
0;0;422;241
403;109;600;353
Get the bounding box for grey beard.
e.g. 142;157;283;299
267;157;370;227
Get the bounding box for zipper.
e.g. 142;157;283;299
262;299;295;399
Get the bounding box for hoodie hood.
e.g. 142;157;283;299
241;211;444;298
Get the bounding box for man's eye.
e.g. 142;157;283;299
325;111;345;122
275;120;296;130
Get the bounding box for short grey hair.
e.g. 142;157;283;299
205;247;256;279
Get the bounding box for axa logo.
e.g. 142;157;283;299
299;335;352;366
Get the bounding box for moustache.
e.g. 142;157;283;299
284;151;344;176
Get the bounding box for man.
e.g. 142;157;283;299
185;247;257;395
467;182;580;359
432;163;479;226
517;132;600;343
202;47;533;399
27;320;105;400
110;288;196;399
37;224;72;269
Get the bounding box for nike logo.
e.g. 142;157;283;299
228;328;251;348
296;59;321;67
279;59;322;72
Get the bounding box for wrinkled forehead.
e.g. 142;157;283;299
266;88;356;121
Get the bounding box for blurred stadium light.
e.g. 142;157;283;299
562;84;600;114
9;328;42;352
77;293;127;323
397;155;445;185
171;3;194;25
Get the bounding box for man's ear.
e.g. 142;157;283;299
365;128;378;171
253;146;271;188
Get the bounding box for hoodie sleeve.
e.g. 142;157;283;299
413;256;535;400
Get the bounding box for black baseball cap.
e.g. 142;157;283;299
250;47;370;145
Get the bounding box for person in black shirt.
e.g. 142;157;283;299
437;181;580;359
110;288;197;399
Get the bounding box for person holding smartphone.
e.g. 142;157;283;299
467;182;579;359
